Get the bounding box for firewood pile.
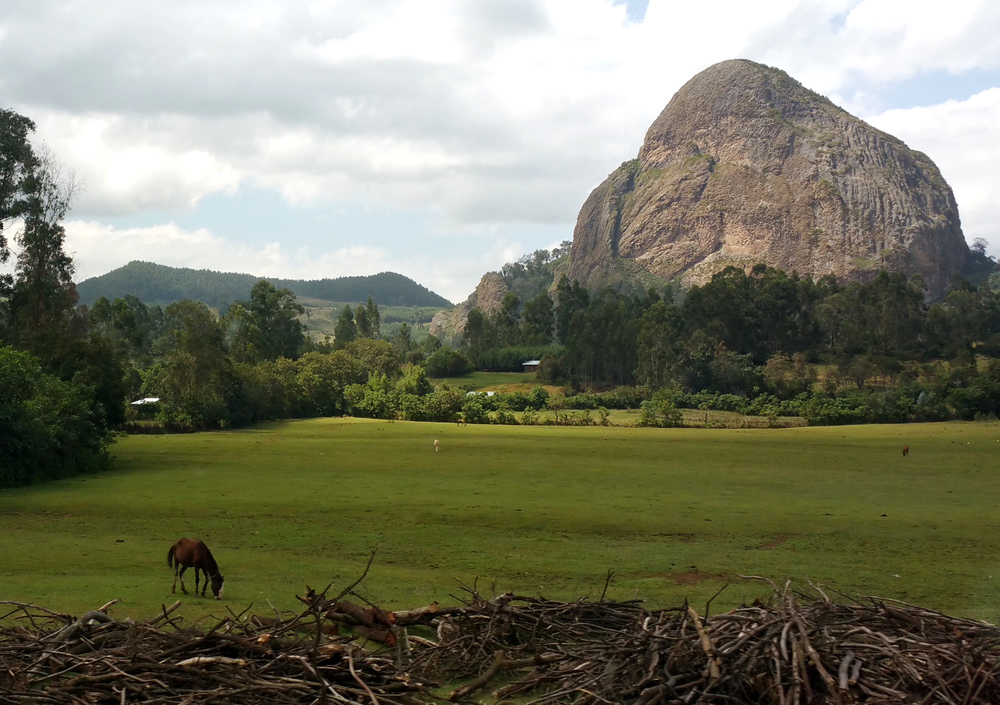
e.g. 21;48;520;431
2;574;1000;704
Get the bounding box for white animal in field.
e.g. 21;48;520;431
434;439;440;453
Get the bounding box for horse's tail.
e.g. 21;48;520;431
167;544;175;569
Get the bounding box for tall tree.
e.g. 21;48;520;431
491;291;522;347
635;300;685;389
554;276;589;345
148;299;231;426
365;296;381;339
6;148;79;351
354;304;371;338
334;304;357;349
463;307;495;354
226;280;304;362
521;291;554;345
0;109;39;294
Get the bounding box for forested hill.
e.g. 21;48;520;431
76;261;453;309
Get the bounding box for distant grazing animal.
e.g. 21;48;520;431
902;446;909;457
457;417;468;427
434;439;440;453
168;538;225;599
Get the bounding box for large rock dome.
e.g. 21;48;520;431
568;59;969;297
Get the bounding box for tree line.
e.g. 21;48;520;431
458;263;1000;421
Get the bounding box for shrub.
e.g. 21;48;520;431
424;347;470;377
0;346;112;488
493;405;518;425
637;394;683;428
462;395;489;424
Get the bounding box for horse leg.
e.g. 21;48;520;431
178;566;189;594
196;567;204;597
172;564;178;594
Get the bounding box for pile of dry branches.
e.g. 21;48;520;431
3;575;1000;704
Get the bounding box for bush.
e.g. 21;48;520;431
424;385;465;422
424;347;470;377
493;404;518;425
637;394;683;428
462;395;489;424
528;386;550;410
0;346;112;488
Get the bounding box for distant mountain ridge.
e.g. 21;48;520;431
76;261;453;309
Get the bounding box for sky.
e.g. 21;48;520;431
2;0;999;303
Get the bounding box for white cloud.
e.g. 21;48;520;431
748;0;1000;105
3;0;807;229
868;88;1000;256
2;0;999;293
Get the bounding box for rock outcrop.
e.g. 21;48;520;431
568;59;969;297
429;272;509;340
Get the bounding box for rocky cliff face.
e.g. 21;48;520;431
429;272;509;340
568;60;969;297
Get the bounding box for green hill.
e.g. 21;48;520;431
75;261;453;309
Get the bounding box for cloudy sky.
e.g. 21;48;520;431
2;0;998;303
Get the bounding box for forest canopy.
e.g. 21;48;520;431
76;261;452;309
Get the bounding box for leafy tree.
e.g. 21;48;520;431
347;372;398;419
536;353;563;384
365;296;381;339
554;275;589;345
424;346;470;377
680;265;826;363
0;345;111;487
334;304;357;349
499;242;571;301
226;280;305;362
636;301;685;389
147;299;231;427
492;291;522;347
3;148;79;355
637;393;683;427
762;353;816;398
815;271;925;360
289;350;367;417
463;308;495;354
563;288;640;386
706;344;762;396
345;338;400;379
392;322;413;356
0;109;39;291
354;304;371;338
521;291;554;345
397;364;433;396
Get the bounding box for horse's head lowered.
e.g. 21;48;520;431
211;573;225;600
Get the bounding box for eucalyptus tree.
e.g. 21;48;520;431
225;280;305;363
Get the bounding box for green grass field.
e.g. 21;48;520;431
2;419;1000;627
434;371;540;389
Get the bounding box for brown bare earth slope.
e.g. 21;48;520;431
568;59;969;297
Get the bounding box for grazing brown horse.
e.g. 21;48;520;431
167;538;225;599
902;446;909;457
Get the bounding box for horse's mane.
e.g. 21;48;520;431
201;545;220;576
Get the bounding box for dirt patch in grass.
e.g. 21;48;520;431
757;535;793;550
654;532;697;543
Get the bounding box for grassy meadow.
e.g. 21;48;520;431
2;419;1000;626
434;370;540;389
